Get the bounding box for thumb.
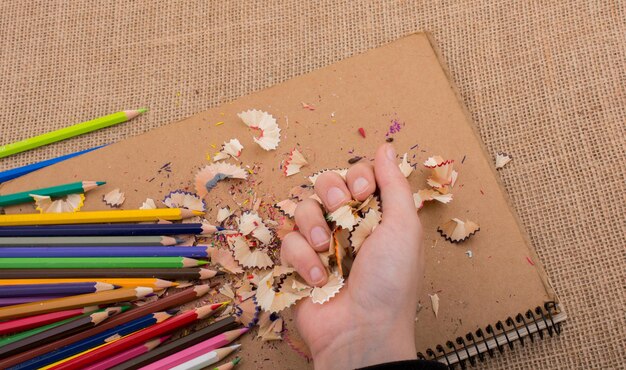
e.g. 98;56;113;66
374;144;419;230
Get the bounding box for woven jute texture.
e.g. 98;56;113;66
1;1;624;368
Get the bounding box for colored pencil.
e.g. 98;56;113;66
0;306;99;335
0;235;182;247
0;282;118;297
12;312;172;370
0;286;153;320
0;256;206;269
84;336;171;370
143;328;248;370
0;109;146;158
169;345;241;370
0;310;112;358
0;296;66;306
50;304;225;370
0;285;211;369
0;268;219;280
212;357;241;370
0;181;105;207
0;145;105;184
0;278;175;289
0;208;203;226
0;246;212;258
0;305;128;348
110;316;240;370
0;222;220;237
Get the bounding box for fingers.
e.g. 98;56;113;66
374;144;419;229
314;172;351;211
345;163;376;201
281;232;328;286
294;199;332;252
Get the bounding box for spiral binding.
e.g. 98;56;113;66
417;301;564;369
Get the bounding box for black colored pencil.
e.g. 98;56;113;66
109;316;240;370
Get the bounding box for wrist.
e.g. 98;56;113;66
312;318;417;370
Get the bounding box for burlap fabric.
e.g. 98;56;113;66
0;1;624;368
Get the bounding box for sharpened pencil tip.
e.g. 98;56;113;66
233;357;242;365
138;107;148;114
96;181;106;186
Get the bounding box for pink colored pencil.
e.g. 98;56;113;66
0;306;98;335
83;335;171;370
140;328;248;370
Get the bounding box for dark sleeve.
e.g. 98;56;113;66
358;359;448;370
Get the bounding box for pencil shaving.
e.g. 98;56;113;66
274;199;298;218
437;218;480;243
429;293;440;318
139;198;157;210
350;208;382;255
283;149;308;176
399;152;413;177
163;190;205;212
257;272;311;313
311;271;344;304
258;313;283;341
208;246;244;274
238;109;281;150
216;206;232;222
238;212;273;245
495;152;512;169
213;138;243;161
194;163;248;197
235;297;260;328
228;234;274;269
31;193;85;214
424;156;455;194
103;188;125;207
327;205;358;230
413;189;453;210
219;284;236;300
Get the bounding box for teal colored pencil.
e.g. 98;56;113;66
0;181;106;207
0;109;146;158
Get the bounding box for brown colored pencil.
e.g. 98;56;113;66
0;287;153;320
0;268;220;280
0;284;211;368
0;310;111;358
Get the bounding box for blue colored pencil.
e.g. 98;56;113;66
0;282;118;298
0;246;211;258
11;312;171;369
0;145;105;184
0;223;221;237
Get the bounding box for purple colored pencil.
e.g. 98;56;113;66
0;223;221;237
0;296;66;307
0;282;118;298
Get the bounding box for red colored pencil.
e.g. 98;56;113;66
49;303;225;370
83;335;171;370
0;306;98;335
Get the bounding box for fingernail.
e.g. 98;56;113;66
327;187;347;208
311;226;330;247
309;266;325;285
386;145;396;161
352;177;369;195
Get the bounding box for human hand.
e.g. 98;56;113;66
281;144;424;370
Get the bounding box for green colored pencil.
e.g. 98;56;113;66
0;181;106;207
0;257;206;269
0;109;147;159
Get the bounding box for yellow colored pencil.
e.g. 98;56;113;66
0;278;176;289
0;109;147;159
0;209;203;226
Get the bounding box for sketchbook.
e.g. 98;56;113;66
0;33;565;368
